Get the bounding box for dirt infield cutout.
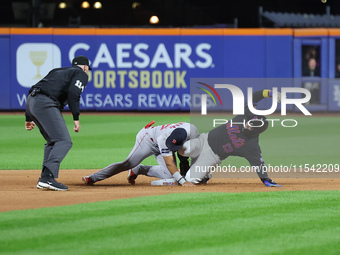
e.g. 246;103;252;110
1;170;339;212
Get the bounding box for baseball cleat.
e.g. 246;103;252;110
82;176;94;185
37;177;68;191
261;178;282;187
127;169;137;185
151;178;177;186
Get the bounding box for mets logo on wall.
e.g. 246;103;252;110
16;43;61;88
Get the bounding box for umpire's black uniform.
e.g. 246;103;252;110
25;56;90;191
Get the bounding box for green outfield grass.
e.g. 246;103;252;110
1;113;339;170
1;113;340;255
1;191;339;255
1;114;190;170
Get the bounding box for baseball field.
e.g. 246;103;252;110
0;112;339;254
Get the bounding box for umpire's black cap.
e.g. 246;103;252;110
72;56;92;70
166;128;188;151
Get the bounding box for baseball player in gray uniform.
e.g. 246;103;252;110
134;89;282;187
82;121;198;186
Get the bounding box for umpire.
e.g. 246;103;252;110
25;55;91;191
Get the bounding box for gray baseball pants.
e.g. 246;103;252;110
131;134;217;182
26;94;72;178
181;133;221;183
89;127;172;182
131;155;174;179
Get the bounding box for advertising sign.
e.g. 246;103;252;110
11;33;224;111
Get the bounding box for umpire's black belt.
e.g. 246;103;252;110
30;88;61;108
31;88;54;100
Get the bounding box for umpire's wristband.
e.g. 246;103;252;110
173;171;186;185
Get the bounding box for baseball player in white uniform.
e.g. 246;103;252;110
82;121;198;186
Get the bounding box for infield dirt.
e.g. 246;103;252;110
1;170;339;212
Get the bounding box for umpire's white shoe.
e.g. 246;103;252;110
37;176;68;191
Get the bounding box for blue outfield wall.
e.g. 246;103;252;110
0;36;11;109
0;28;339;111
